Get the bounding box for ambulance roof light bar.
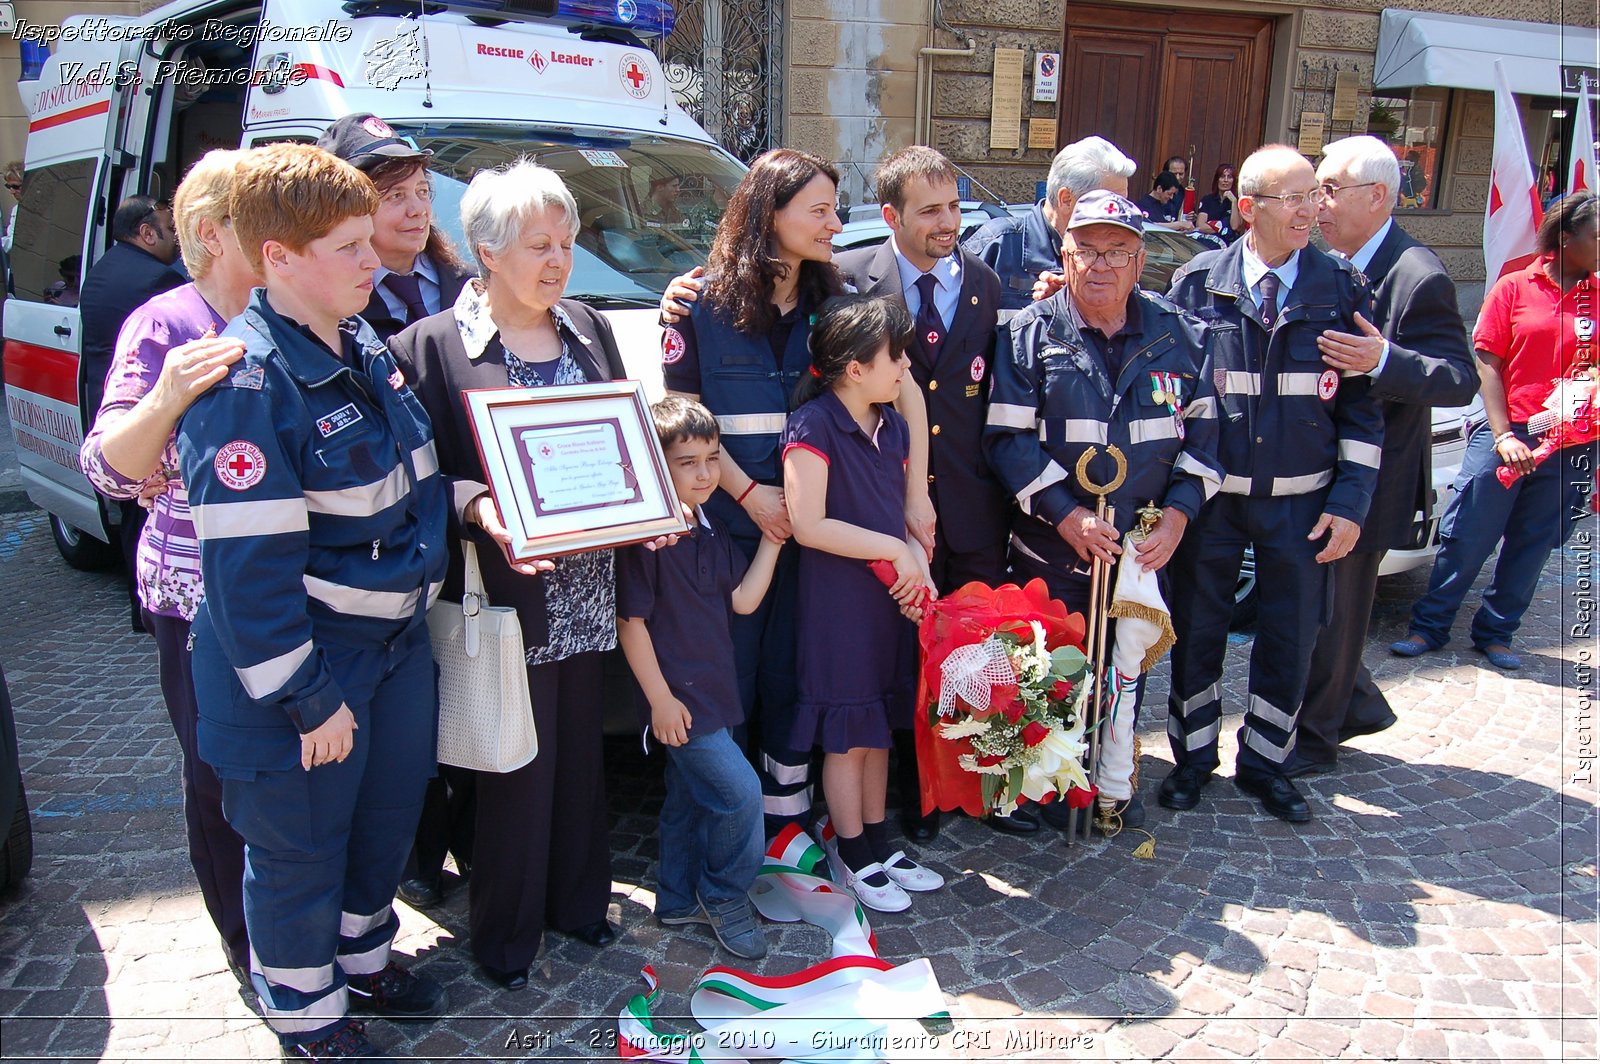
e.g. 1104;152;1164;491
342;0;676;38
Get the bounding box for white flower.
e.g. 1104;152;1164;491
957;754;1009;776
939;717;991;740
1021;724;1090;800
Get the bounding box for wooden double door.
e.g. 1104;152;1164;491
1059;5;1274;196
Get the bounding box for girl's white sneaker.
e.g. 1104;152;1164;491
880;851;944;892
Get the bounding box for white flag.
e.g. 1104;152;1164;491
1484;60;1543;281
1569;74;1597;195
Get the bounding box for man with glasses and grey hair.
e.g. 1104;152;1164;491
985;190;1223;833
962;136;1138;310
1289;135;1476;776
1160;145;1384;824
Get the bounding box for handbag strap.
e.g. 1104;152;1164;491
462;539;485;658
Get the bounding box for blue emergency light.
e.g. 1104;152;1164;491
427;0;677;37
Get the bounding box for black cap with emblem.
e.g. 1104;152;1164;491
315;113;431;173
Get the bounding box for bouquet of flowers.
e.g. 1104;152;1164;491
1496;369;1598;488
909;579;1098;818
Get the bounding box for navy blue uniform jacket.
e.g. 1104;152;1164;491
961;201;1062;312
1168;242;1385;525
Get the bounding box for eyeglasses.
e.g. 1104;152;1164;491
1066;248;1137;269
1249;189;1321;210
1317;181;1378;199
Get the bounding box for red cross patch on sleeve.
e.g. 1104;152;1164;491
662;327;687;365
214;441;267;491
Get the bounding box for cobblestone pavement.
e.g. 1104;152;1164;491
1;490;1596;1062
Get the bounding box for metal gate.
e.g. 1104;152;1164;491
656;0;782;163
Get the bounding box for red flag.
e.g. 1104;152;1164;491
1569;75;1597;195
1485;60;1543;281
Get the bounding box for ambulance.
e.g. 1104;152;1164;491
4;0;739;567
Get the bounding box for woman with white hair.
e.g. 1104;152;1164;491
388;159;625;991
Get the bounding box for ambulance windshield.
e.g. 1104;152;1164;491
403;125;745;307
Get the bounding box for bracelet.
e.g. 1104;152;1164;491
735;481;757;505
1494;431;1516;445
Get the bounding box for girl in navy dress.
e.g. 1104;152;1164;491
783;296;946;913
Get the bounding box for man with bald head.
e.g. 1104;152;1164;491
1161;145;1385;823
1292;136;1476;776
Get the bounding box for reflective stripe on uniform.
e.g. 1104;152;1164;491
236;639;314;700
1173;452;1222;499
304;464;409;518
251;950;335;994
986;402;1036;429
1220;474;1252;494
260;986;348;1034
1053;419;1108;445
339;906;392;938
1015;460;1070;513
424;579;445;610
1273;470;1334;494
1242;726;1292;763
760;753;809;786
763;789;813;816
1223;371;1260;395
1128;417;1179;445
192;498;309;540
1184;395;1217;420
1176;681;1220;716
1276;372;1322;396
715;412;787;436
303;575;421;620
1168;714;1220;751
1339;439;1383;468
1248;692;1298;732
411;440;439;480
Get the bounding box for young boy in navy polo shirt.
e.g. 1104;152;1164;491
617;397;782;959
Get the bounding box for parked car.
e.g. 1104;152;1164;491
0;664;32;894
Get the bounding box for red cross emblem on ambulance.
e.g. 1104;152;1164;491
619;54;652;98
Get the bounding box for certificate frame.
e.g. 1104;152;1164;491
463;381;690;561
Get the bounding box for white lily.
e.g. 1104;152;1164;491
1023;724;1090;798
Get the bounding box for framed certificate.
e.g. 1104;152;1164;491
463;381;689;560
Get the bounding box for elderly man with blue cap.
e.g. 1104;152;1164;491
984;190;1224;833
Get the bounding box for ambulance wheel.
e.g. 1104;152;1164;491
49;515;118;571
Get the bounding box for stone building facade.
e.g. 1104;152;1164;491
787;0;1599;292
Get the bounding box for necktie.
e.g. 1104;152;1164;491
382;272;429;325
1257;271;1280;331
912;273;943;370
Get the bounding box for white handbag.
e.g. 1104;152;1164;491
427;540;538;773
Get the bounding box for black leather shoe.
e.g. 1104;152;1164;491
1338;713;1398;743
346;961;448;1020
1282;756;1336;779
900;810;941;843
1234;770;1312;823
1157;765;1213;811
395;877;443;909
479;962;529;991
562;920;619;947
984;808;1039;835
1036;800;1075;831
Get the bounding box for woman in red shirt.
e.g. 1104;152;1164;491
1393;191;1598;669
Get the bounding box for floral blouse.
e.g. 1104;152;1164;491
454;284;617;665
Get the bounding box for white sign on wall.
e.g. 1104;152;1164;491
1033;52;1060;103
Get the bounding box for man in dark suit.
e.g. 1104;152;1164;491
1290;136;1478;776
78;194;185;631
833;146;1016;841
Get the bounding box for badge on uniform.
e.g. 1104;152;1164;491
316;403;364;438
662;327;687;365
214;440;267;491
229;365;264;391
1318;368;1339;401
1151;371;1185;439
970;355;986;382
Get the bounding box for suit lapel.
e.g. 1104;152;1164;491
1360;223;1409;288
865;239;905;303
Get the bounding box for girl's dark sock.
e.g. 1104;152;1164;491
863;819;917;870
835;830;890;887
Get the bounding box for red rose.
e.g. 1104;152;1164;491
1050;679;1073;701
977;753;1006;767
1065;785;1099;809
1021;721;1050;747
1002;697;1026;723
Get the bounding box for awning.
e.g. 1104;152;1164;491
1375;9;1600;97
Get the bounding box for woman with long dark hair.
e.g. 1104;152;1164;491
1195;163;1242;243
661;149;929;839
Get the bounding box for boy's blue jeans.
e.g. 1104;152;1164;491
658;727;764;914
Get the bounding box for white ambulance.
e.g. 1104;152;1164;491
4;0;738;566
